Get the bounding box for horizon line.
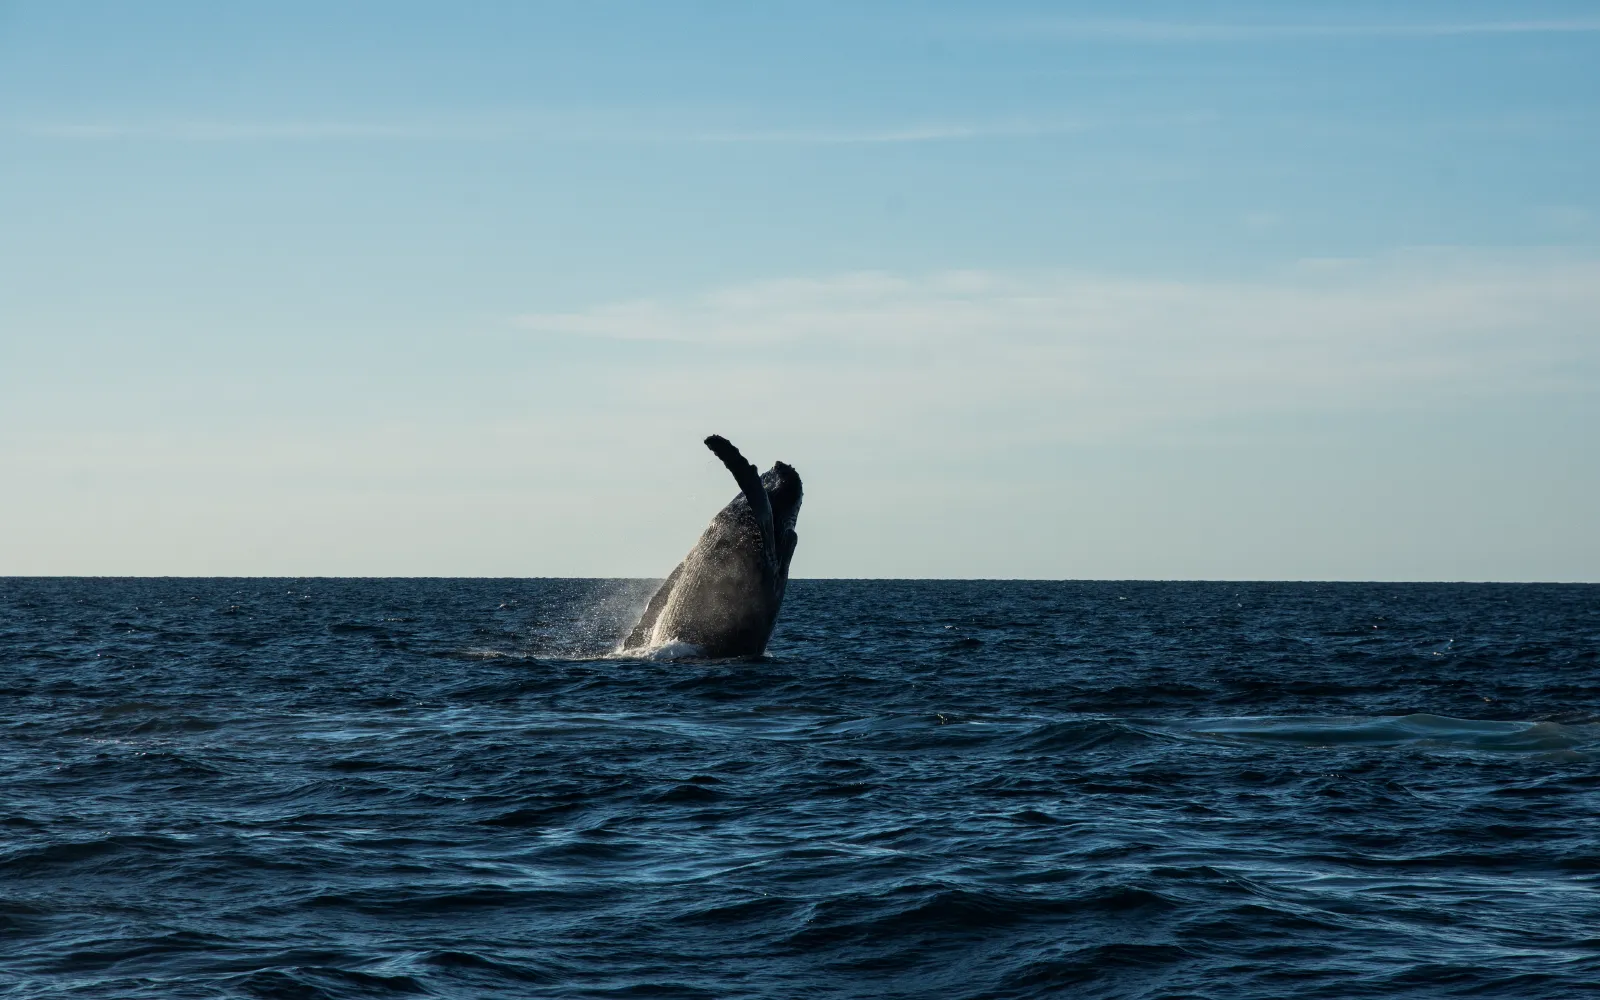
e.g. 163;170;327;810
2;575;1594;585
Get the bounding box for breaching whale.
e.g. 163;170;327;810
623;435;802;658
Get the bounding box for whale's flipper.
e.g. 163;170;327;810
624;560;684;649
704;435;776;568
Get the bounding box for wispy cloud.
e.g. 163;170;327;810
517;253;1600;446
24;121;503;141
17;116;1083;145
8;254;1597;576
1000;18;1600;43
685;120;1082;144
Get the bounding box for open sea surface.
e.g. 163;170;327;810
1;578;1597;998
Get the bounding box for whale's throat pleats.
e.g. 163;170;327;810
624;561;683;649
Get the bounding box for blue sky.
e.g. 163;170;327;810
1;1;1596;578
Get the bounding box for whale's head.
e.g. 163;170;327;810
762;461;803;532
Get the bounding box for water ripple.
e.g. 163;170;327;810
1;578;1597;998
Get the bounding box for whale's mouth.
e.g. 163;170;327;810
763;462;803;525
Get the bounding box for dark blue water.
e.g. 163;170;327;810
2;579;1598;998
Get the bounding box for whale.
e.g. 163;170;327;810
623;435;802;658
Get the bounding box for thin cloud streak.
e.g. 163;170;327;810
17;117;1084;145
517;254;1600;445
25;121;507;141
1002;19;1600;43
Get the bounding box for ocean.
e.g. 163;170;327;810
2;578;1597;998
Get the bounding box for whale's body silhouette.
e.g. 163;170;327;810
624;436;802;658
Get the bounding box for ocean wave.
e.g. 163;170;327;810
3;578;1597;998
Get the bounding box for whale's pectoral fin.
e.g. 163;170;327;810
704;434;776;566
624;561;683;649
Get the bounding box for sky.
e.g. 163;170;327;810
1;1;1596;579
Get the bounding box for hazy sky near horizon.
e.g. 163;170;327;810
2;1;1597;579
